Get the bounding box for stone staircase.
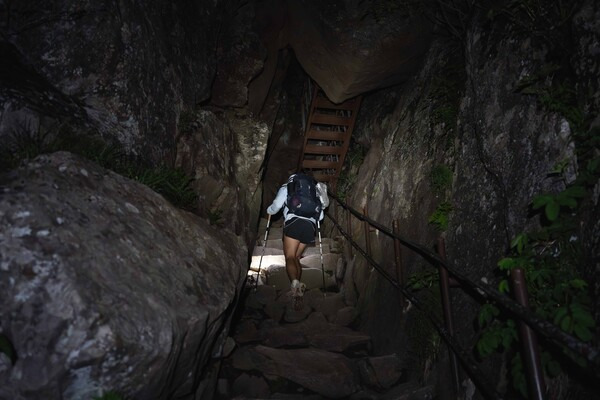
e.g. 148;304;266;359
215;218;434;399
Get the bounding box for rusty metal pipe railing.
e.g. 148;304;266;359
327;191;600;370
327;211;503;400
346;208;352;258
511;268;546;400
392;220;405;309
363;205;372;256
437;237;461;396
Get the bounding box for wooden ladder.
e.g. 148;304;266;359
298;84;362;188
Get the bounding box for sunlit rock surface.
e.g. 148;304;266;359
0;152;246;400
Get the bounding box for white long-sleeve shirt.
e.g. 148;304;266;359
267;178;325;224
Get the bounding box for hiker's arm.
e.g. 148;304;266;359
267;185;287;215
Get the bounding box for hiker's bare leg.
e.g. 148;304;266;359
295;243;307;281
283;234;302;282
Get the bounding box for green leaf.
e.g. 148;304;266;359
577;311;596;328
556;193;577;208
498;258;516;270
498;279;510;293
587;158;599;173
0;335;16;364
563;185;586;198
501;327;515;348
547;359;561;377
570;279;587;289
476;339;489;357
560;315;572;332
478;304;499;327
553;307;569;325
545;200;560;221
573;324;593;341
532;195;551;209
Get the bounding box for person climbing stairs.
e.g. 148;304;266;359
215;217;436;399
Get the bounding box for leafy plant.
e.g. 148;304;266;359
0;122;198;211
337;139;366;201
430;65;463;132
406;269;439;290
178;110;197;135
486;0;580;51
207;208;223;226
428;201;453;232
0;121;60;171
0;334;17;364
476;18;599;392
429;164;453;196
93;391;125;400
128;165;198;211
476;162;597;396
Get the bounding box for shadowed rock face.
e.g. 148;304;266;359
254;0;432;104
0;0;221;159
0;152;246;400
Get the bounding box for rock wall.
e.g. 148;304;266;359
341;1;599;396
0;0;221;160
0;0;275;243
0;152;247;399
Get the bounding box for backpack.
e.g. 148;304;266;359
286;173;322;219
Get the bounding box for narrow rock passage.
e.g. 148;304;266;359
216;218;435;399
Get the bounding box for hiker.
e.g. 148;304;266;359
266;170;328;308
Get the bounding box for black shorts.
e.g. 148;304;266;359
283;217;316;244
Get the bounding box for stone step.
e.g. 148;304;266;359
251;244;331;257
255;237;334;251
249;253;339;273
265;265;336;291
249;255;285;272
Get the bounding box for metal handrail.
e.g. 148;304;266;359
326;191;600;373
327;211;503;400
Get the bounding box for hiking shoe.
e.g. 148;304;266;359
290;282;306;311
290;281;306;297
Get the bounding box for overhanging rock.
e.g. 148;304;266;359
256;0;433;103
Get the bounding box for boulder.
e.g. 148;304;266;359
264;301;286;322
254;0;432;103
237;345;360;399
0;1;220;158
358;354;404;390
251;312;370;353
311;292;347;321
233;320;261;345
0;152;246;400
334;306;359;327
232;373;270;399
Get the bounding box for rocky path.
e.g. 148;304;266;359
216;218;434;399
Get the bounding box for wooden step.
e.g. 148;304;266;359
302;159;340;169
313;173;336;182
306;130;348;141
299;83;362;187
304;144;344;155
310;113;352;126
315;96;357;111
